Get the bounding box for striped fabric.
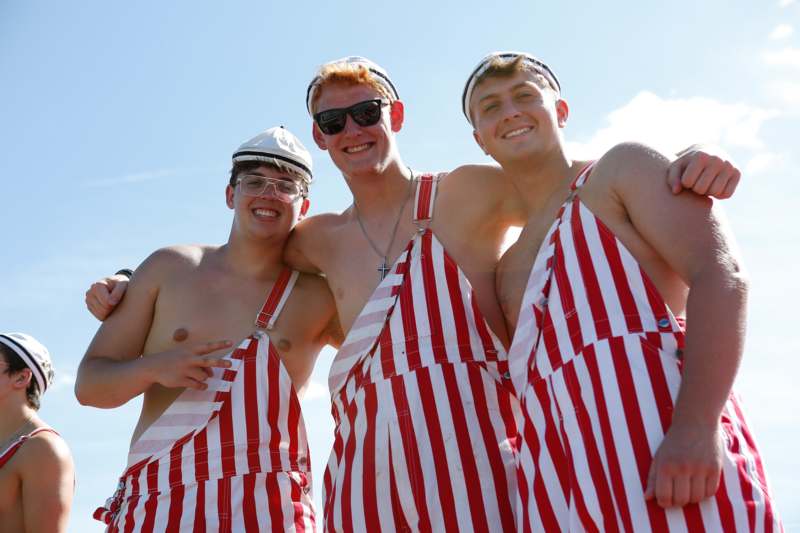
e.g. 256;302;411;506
323;174;520;532
0;427;59;469
508;164;782;532
93;268;316;532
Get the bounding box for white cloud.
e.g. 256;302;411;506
779;0;795;6
769;24;794;40
764;47;800;68
81;166;223;188
766;80;800;111
745;152;784;175
50;372;76;392
566;91;779;159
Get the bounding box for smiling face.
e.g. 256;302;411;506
311;81;404;181
226;164;309;242
469;69;569;167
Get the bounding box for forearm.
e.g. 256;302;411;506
75;355;155;408
671;269;748;428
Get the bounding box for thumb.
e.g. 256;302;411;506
109;280;127;305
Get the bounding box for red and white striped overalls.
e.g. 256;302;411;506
94;268;315;532
323;174;520;532
0;427;59;469
508;164;782;532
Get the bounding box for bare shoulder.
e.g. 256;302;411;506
285;212;349;272
293;271;334;301
17;430;73;471
134;244;213;285
590;142;671;192
442;164;510;192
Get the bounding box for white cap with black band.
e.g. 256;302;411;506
462;51;561;125
305;56;399;114
232;126;313;185
0;332;54;394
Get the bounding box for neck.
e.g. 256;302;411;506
0;400;39;443
345;159;414;219
221;231;287;279
501;147;585;217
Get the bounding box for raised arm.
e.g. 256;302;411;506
75;247;232;408
667;144;740;198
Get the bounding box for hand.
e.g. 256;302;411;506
667;149;740;198
85;275;129;321
148;340;234;390
645;423;724;508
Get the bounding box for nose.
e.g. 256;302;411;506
341;112;362;135
258;181;281;199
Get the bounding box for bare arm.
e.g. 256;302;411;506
75;248;232;408
20;434;74;533
601;143;747;507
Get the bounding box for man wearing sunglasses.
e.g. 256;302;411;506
76;127;341;531
87;58;745;531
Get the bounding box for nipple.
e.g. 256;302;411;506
172;328;189;342
277;339;292;352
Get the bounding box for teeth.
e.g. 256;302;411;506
253;208;279;218
503;127;532;139
345;143;370;154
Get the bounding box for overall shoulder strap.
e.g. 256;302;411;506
255;268;300;330
413;173;443;225
570;161;596;190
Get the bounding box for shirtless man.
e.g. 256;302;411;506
465;52;781;531
0;332;74;533
87;57;743;531
76;127;340;532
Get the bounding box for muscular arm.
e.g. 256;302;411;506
20;434;74;533
599;143;747;506
75;249;165;407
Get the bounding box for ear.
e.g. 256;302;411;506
389;100;405;132
12;369;32;391
226;184;235;209
299;198;310;218
312;122;328;150
472;129;489;155
555;98;569;128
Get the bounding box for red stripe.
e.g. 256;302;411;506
266;474;285;533
361;386;381;532
552;232;585;354
338;392;358;531
595;218;643;333
571;200;612;340
193;480;206;533
290;475;308;533
217;476;232;533
608;336;668;531
139;460;160;533
388;438;412;531
582;344;635;533
242;473;258;531
218;384;236;478
562;361;620;532
243;340;261;473
256;267;292;327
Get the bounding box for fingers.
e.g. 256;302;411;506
689;166;718;196
179;377;208;391
689;474;707;504
672;474;691;507
85;289;112;321
655;467;674;508
715;168;740;199
677;154;705;192
201;355;232;369
108;278;129;306
705;469;722;499
191;340;233;356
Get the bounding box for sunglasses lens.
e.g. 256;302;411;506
350;100;383;127
316;110;347;135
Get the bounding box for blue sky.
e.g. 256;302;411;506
2;1;799;530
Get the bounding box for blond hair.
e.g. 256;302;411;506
473;55;555;93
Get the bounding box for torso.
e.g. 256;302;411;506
134;245;335;444
0;427;59;532
291;165;525;348
497;160;689;333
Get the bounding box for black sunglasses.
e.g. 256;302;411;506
313;98;388;135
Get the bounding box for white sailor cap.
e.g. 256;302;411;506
462;51;561;125
232;126;313;185
305;56;400;114
0;332;54;394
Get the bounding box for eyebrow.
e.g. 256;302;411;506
477;81;537;104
